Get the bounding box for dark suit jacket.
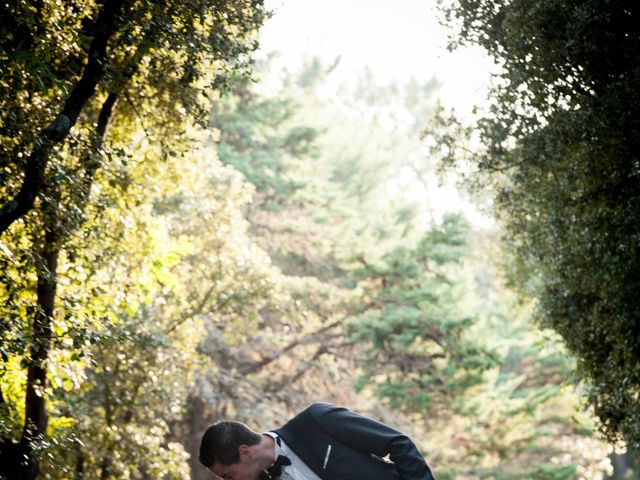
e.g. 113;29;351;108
272;403;435;480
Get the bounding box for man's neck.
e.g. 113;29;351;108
258;433;277;469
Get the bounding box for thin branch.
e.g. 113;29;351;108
266;345;329;393
238;319;342;375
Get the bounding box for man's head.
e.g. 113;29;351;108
199;420;269;480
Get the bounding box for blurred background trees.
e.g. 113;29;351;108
178;59;609;480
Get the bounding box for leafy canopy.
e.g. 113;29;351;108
439;0;640;444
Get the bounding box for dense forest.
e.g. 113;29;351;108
0;1;638;479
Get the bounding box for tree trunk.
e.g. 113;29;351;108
183;393;210;480
13;85;121;479
99;456;112;480
607;448;640;479
17;228;60;480
74;443;85;480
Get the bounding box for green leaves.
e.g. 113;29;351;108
347;215;498;412
0;0;270;476
441;0;640;445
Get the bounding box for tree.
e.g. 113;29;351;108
0;0;266;233
202;55;501;433
347;214;499;413
438;0;640;445
0;1;267;477
54;141;280;480
0;120;286;479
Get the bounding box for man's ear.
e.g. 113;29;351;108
238;444;252;461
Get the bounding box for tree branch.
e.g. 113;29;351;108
0;0;128;236
238;319;342;375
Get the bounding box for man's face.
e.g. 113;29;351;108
210;461;259;480
210;446;261;480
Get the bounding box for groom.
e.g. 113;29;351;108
198;402;435;480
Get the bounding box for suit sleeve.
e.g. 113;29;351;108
309;403;435;480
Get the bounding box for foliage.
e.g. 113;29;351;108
420;233;611;479
348;215;499;412
210;78;316;213
0;0;268;232
438;0;640;445
0;0;268;477
57;140;282;480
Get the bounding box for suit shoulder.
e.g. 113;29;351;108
305;402;339;412
299;402;338;418
279;403;336;434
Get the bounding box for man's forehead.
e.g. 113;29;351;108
209;462;226;479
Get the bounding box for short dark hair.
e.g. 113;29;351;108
198;420;262;468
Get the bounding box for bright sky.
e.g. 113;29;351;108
259;0;494;116
257;0;496;227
